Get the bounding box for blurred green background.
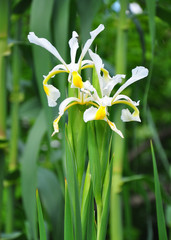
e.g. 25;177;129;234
0;0;171;239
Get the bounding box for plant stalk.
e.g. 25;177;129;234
0;0;9;232
111;0;128;239
5;19;21;233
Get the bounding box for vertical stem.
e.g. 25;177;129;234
0;0;8;232
5;19;21;233
111;1;128;240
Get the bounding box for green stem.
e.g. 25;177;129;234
0;0;8;232
5;20;21;233
111;1;128;240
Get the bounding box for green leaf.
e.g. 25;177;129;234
0;232;22;240
64;180;74;240
36;190;47;240
150;141;168;240
81;163;92;239
30;0;54;139
88;122;102;204
65;125;82;240
37;167;64;239
147;109;170;176
21;110;46;240
98;157;113;240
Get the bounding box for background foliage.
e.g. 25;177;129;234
0;0;171;239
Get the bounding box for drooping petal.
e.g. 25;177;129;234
78;24;104;64
121;108;141;122
83;106;98;122
50;64;68;73
28;32;67;67
81;60;94;68
69;31;79;64
113;94;140;106
52;115;61;136
43;84;60;107
112;66;148;100
59;97;80;115
106;119;124;138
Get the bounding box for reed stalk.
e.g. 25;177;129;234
5;19;21;233
111;1;128;239
0;0;9;232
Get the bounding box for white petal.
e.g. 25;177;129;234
28;32;67;67
59;97;80;115
69;31;79;64
107;120;124;138
50;64;68;73
83;80;95;92
45;84;60;107
101;96;112;106
113;66;148;99
103;74;125;96
81;60;94;67
83;106;98;122
121;108;141;122
78;24;104;63
88;49;104;94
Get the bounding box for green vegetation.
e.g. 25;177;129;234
0;0;170;239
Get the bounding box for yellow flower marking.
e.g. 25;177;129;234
95;106;106;120
112;99;139;116
43;85;50;96
72;71;83;88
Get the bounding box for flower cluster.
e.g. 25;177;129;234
28;24;148;138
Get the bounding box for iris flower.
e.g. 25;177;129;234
28;24;104;107
52;50;148;137
83;50;148;137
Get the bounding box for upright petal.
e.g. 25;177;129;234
69;31;79;64
78;24;104;64
103;74;125;96
28;32;67;67
112;66;148;100
88;49;104;94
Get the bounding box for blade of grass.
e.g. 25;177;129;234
0;0;9;232
150;141;168;240
65;125;82;240
64;179;74;240
147;108;170;176
21;110;46;240
36;190;47;240
37;167;64;239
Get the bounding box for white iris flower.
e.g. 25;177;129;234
82;50;148;138
28;24;104;107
